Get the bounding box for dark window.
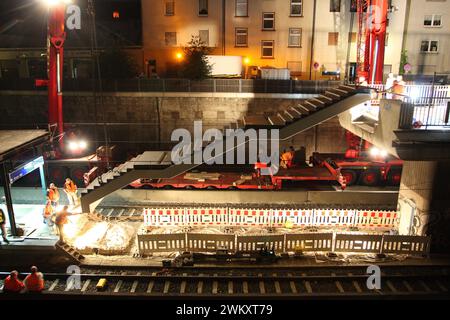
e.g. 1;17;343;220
199;0;208;16
261;40;274;58
262;12;275;30
330;0;341;12
235;0;248;17
235;28;248;47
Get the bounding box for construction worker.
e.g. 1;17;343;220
0;208;9;244
55;205;72;243
3;270;25;293
64;178;78;206
43;201;54;227
280;149;294;169
24;266;45;293
47;183;60;208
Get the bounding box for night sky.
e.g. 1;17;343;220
0;0;142;48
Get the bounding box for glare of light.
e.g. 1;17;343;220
68;141;78;151
409;87;421;101
74;222;109;249
175;52;183;61
62;215;82;239
79;140;87;150
243;57;251;65
370;147;380;157
43;0;71;6
370;147;388;158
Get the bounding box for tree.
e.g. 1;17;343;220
181;35;212;80
97;48;139;78
399;50;409;75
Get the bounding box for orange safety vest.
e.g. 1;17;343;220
24;273;44;292
3;276;25;293
64;181;77;193
47;188;60;201
43;204;53;218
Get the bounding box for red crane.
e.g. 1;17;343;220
356;0;389;84
36;0;68;149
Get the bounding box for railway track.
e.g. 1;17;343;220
1;266;449;298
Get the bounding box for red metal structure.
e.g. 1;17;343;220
356;0;389;84
36;1;67;147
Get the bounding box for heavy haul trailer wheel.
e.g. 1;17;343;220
387;168;402;186
359;170;380;186
341;169;359;186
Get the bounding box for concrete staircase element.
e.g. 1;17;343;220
80;85;372;213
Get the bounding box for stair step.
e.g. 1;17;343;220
328;88;348;95
339;84;356;91
282;110;297;121
287;108;302;119
277;112;291;123
304;101;319;110
324;90;341;98
267;115;285;127
243;115;270;128
314;97;331;105
292;105;309;115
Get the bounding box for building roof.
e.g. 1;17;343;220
0;130;49;162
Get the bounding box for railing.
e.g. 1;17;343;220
0;78;343;94
137;232;431;256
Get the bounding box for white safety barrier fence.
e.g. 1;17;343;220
137;233;186;254
236;235;285;253
137;233;431;256
334;233;383;253
143;207;398;230
187;233;235;252
284;233;333;252
381;235;431;255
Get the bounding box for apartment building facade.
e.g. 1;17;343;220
141;0;450;80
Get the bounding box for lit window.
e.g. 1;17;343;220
235;0;248;17
262;12;275;30
235;28;248;47
199;30;209;46
328;32;339;46
112;11;120;19
165;1;175;16
290;0;302;16
288;28;302;47
199;0;208;16
165;32;177;46
420;40;439;53
261;40;274;58
424;14;442;27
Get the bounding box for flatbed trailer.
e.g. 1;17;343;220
129;158;345;190
312;152;403;186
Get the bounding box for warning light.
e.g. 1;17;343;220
175;52;183;61
113;11;120;19
243;57;251;65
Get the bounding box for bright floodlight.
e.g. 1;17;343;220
43;0;71;6
370;147;380;157
79;140;87;150
68;140;78;151
380;149;388;158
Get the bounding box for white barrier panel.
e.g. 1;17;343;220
142;207;399;230
313;209;356;227
185;207;228;225
236;235;285;253
334;233;383;253
381;235;431;255
285;233;333;252
144;208;185;226
187;233;235;252
228;208;272;226
137;233;186;254
272;209;314;227
354;210;398;229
